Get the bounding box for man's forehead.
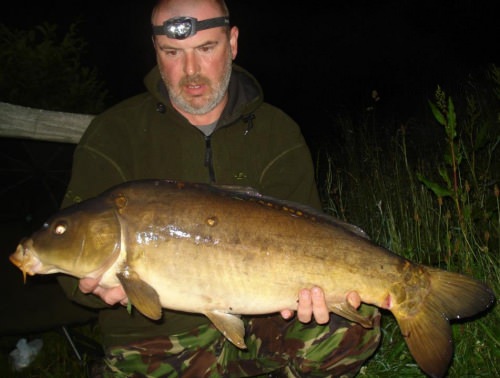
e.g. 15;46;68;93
154;0;222;23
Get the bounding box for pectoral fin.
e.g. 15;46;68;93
328;301;373;328
204;311;247;349
116;270;162;320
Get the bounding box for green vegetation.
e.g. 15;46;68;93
317;65;499;377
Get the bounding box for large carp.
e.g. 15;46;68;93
10;180;494;377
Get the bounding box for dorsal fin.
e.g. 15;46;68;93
200;183;371;240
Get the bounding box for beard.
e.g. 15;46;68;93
163;51;233;115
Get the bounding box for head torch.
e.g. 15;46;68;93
152;16;230;40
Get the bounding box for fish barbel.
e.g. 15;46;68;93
10;180;495;377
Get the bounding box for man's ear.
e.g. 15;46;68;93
229;26;239;60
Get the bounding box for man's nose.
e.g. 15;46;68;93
183;51;200;76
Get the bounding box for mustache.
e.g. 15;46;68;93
179;74;210;87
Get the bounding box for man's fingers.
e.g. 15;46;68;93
280;309;294;320
347;291;361;309
311;286;330;324
297;289;313;323
79;276;128;306
79;277;99;293
92;285;127;306
120;298;129;306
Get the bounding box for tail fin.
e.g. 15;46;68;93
395;268;495;378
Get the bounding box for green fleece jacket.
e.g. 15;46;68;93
59;65;321;347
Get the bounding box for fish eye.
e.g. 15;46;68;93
53;221;68;235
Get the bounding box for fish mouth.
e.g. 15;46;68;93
9;239;42;283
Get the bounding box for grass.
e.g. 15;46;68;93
317;65;499;377
1;67;498;376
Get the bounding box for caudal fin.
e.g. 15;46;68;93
395;268;495;378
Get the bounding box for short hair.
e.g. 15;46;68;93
152;0;230;23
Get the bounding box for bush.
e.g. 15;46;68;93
0;22;108;114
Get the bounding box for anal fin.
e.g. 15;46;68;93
117;270;162;320
204;311;247;349
328;301;374;328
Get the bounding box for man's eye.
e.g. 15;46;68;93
199;45;215;53
164;49;178;56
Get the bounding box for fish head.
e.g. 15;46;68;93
10;197;122;281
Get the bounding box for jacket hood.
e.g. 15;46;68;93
143;64;263;127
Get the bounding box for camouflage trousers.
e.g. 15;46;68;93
102;305;380;378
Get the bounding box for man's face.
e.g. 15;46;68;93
153;17;238;116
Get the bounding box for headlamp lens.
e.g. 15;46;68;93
166;17;194;39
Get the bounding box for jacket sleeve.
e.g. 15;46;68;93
259;142;322;210
57;124;128;309
256;109;322;210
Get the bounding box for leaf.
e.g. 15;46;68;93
446;96;457;139
417;173;453;198
454;142;463;165
429;100;446;126
438;166;452;189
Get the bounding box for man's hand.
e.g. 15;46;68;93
79;277;128;306
280;287;361;324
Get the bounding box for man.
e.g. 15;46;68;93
59;0;380;376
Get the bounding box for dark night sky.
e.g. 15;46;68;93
3;0;500;139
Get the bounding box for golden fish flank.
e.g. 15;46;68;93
10;179;495;378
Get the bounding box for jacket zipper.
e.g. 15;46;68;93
204;135;216;183
202;113;254;184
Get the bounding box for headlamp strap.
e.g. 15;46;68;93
197;16;230;31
